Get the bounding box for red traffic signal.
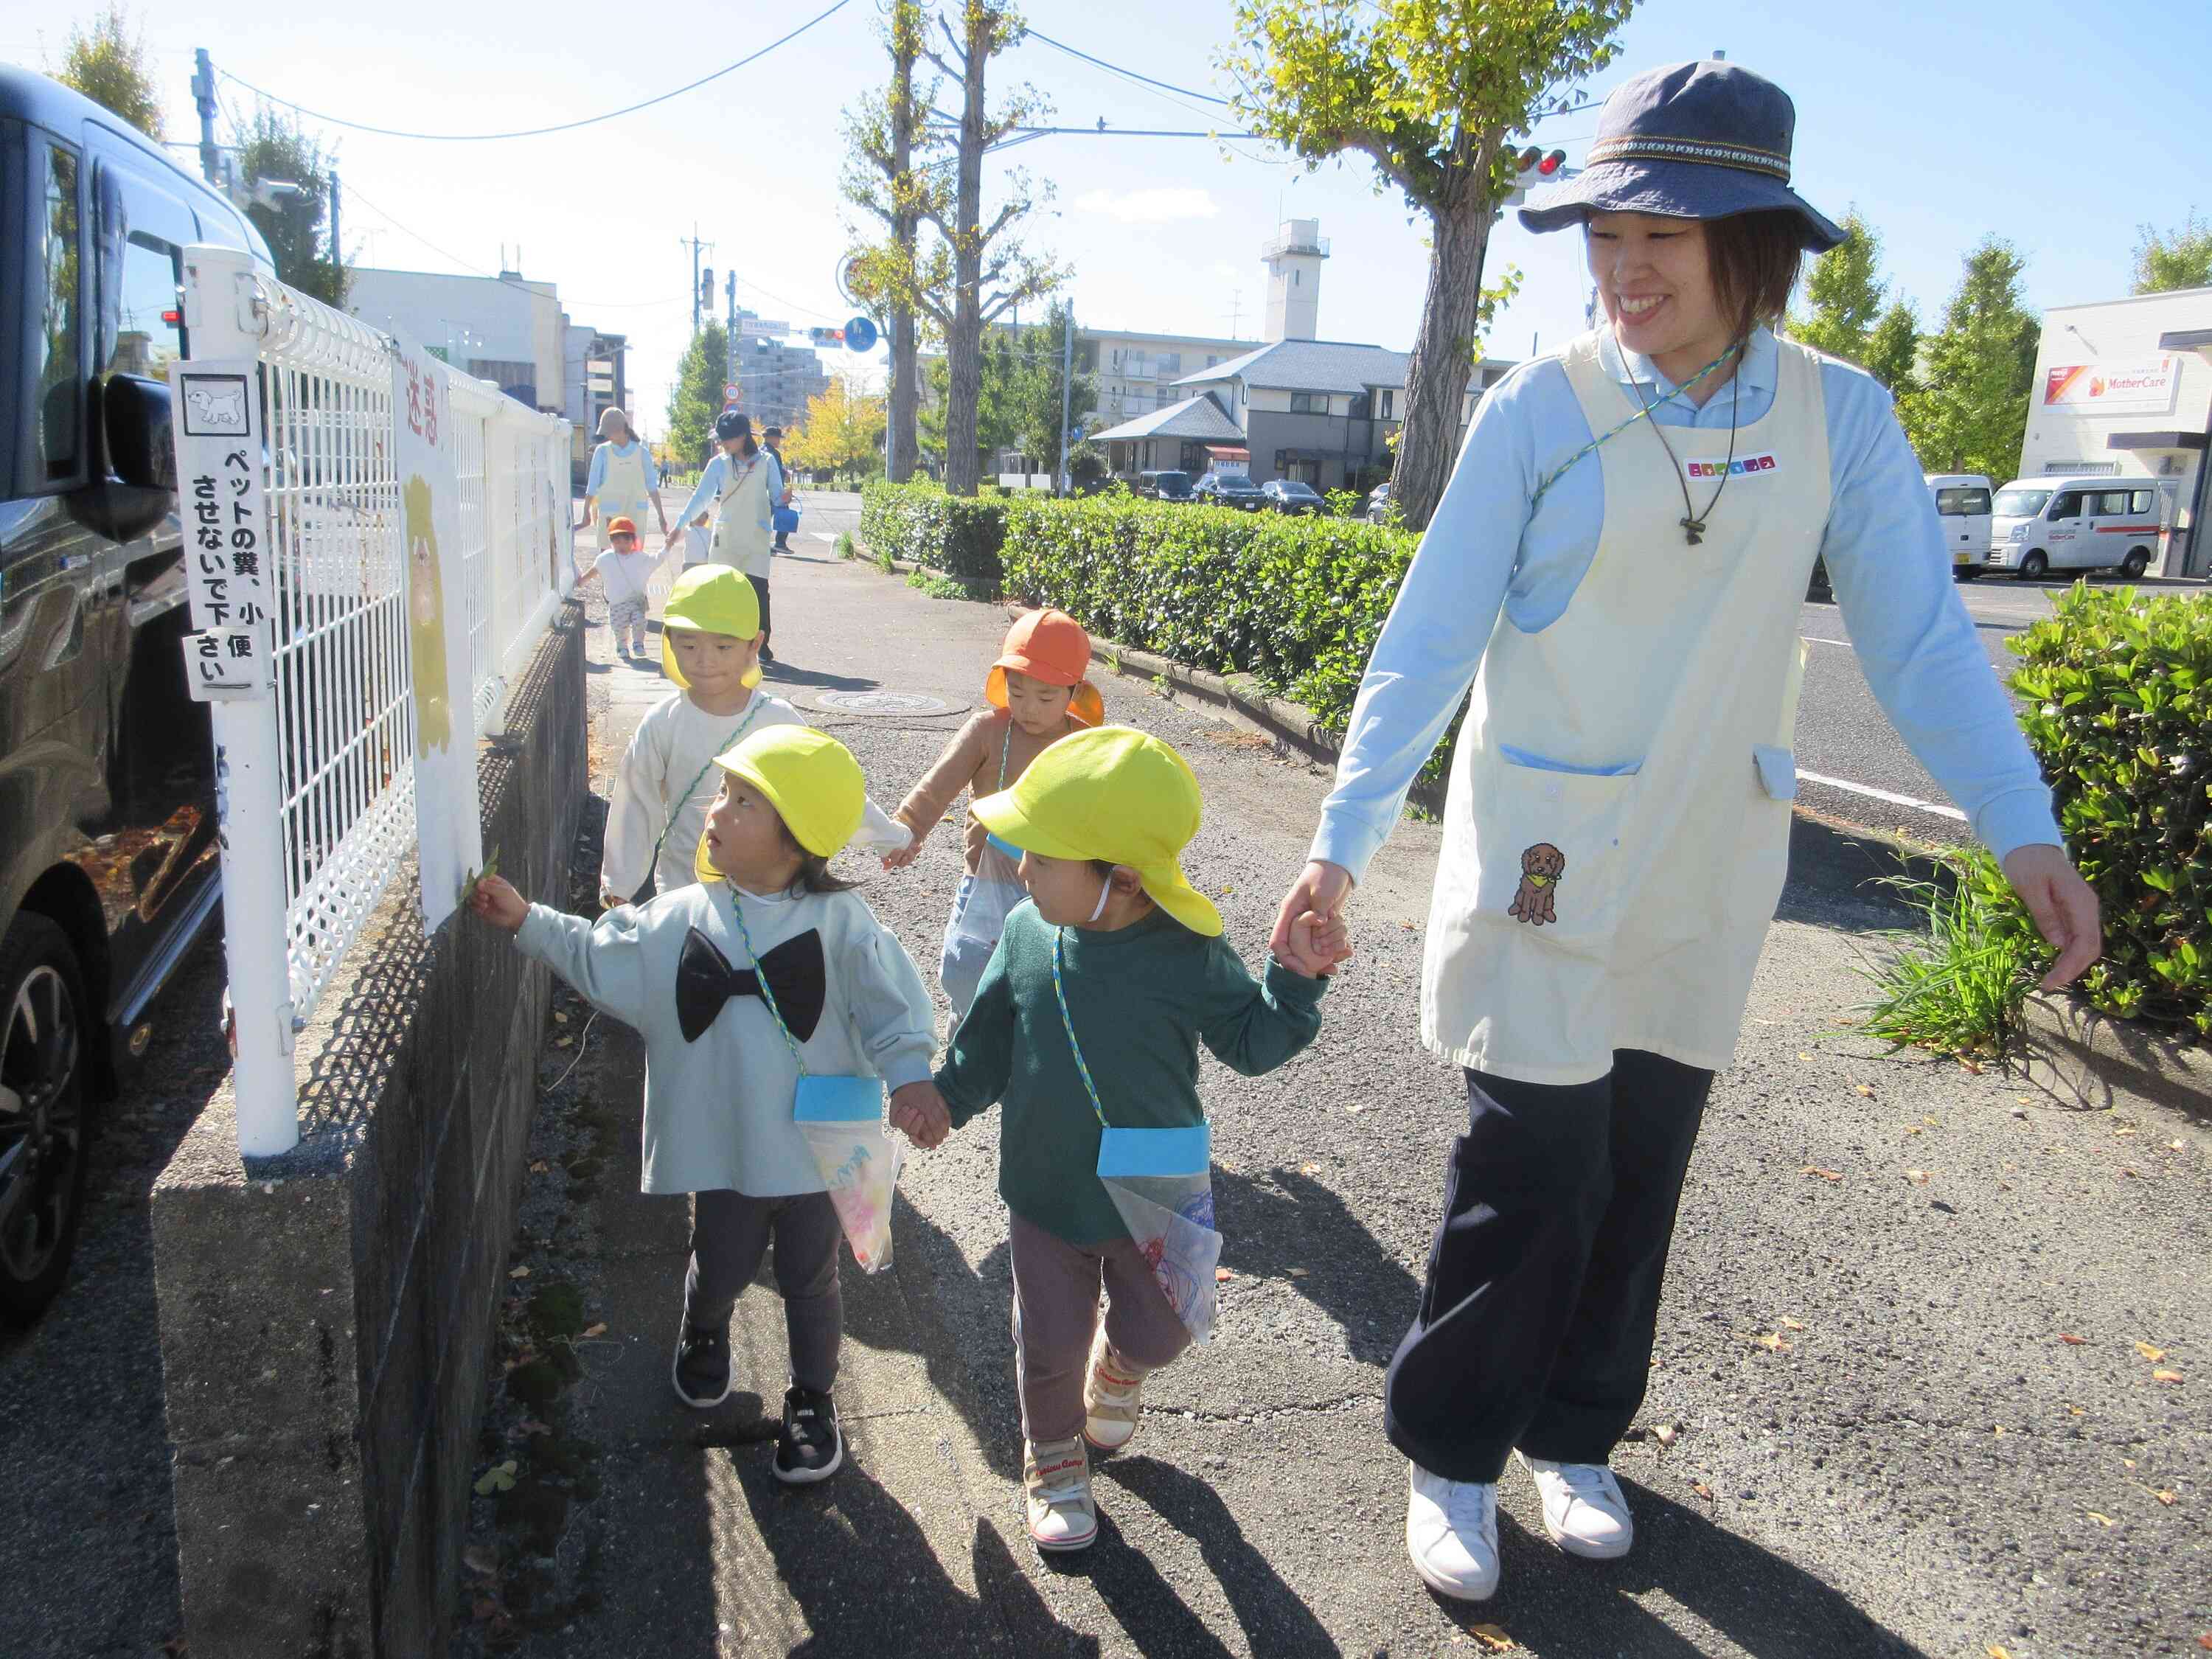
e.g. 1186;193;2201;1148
1514;146;1567;177
1536;148;1565;176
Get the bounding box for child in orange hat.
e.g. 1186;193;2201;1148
581;515;657;657
886;609;1105;1023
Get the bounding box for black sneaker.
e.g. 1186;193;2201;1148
773;1386;843;1484
672;1324;732;1408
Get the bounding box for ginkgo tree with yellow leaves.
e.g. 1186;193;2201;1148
787;378;889;484
1223;0;1635;532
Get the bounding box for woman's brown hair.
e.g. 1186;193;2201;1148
1704;209;1806;344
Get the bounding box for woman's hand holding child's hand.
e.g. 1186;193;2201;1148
888;1081;951;1150
469;874;530;933
1281;909;1353;978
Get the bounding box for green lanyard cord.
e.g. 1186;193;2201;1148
1526;341;1742;517
1051;928;1110;1130
725;892;810;1079
649;698;767;877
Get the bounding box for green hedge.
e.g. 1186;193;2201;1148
2009;585;2211;1035
858;480;1007;581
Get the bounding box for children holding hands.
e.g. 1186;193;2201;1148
471;725;947;1485
886;609;1105;1021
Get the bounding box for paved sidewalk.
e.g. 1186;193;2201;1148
453;532;2212;1658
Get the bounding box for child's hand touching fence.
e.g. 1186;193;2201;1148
469;874;530;933
888;1080;951;1149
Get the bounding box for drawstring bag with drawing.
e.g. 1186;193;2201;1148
1054;929;1222;1341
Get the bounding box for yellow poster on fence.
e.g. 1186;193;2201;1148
391;329;484;932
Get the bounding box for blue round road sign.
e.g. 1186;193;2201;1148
843;316;877;353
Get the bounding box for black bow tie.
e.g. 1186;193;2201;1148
675;926;826;1045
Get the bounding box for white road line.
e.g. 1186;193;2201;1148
809;530;836;542
1804;636;1851;647
1795;769;1967;822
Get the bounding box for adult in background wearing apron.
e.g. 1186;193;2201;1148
1267;61;2102;1604
584;406;671;552
679;411;786;661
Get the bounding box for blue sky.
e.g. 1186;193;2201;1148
13;0;2208;428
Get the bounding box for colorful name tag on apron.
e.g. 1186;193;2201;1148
728;895;902;1273
1054;931;1222;1341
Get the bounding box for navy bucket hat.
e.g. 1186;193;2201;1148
1520;61;1844;251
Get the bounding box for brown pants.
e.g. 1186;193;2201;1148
1009;1211;1191;1443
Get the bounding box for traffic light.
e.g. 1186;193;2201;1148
700;267;714;307
1503;147;1574;206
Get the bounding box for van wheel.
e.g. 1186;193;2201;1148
2019;551;2049;580
0;915;92;1322
2121;547;2151;580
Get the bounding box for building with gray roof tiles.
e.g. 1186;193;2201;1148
1174;338;1413;397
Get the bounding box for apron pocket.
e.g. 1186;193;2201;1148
1472;751;1642;950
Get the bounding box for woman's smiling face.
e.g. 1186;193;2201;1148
1586;212;1731;378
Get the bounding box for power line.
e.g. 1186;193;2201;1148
1022;29;1232;108
213;0;852;142
338;178;494;276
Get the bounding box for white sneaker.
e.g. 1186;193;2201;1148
1405;1463;1500;1601
1082;1326;1146;1453
1516;1452;1635;1559
1023;1436;1099;1553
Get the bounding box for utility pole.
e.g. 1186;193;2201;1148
681;228;714;335
327;169;341;270
725;271;738;408
192;48;220;186
1057;305;1075;497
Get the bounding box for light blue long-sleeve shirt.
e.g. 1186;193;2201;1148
678;449;785;533
1313;327;2062;885
585;439;658;498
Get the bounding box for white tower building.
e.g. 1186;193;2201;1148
1262;219;1329;342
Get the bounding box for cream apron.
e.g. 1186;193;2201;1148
594;442;653;551
709;453;774;578
1421;332;1830;1085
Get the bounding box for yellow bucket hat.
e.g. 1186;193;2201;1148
660;566;763;690
971;725;1221;936
694;725;866;880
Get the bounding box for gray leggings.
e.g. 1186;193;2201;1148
681;1189;842;1394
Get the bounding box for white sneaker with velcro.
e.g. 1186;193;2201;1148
1516;1451;1635;1559
1405;1463;1500;1601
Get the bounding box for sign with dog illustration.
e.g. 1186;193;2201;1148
390;328;483;933
167;361;273;700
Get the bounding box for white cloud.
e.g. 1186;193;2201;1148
1073;187;1221;224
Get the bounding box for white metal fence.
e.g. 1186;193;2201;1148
180;246;571;1154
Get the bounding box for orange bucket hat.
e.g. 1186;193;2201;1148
986;608;1104;726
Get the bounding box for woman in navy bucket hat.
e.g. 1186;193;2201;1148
1270;61;2101;1602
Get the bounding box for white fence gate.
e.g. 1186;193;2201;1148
176;246;573;1155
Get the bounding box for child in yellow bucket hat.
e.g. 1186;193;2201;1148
896;725;1347;1554
471;724;947;1485
600;566;911;907
886;608;1107;1022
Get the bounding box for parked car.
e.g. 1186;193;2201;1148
1364;481;1393;524
1135;469;1193;501
1986;476;2167;580
1193;472;1265;511
1924;473;1993;580
1;66;279;1320
1260;479;1327;516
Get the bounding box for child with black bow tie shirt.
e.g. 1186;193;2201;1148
471;726;944;1486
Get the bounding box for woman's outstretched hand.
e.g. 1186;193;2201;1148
1272;860;1354;976
2000;844;2102;990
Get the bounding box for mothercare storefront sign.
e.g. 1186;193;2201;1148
2042;356;2180;415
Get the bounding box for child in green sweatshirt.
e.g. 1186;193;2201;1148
891;726;1344;1554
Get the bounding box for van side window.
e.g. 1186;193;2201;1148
110;235;185;379
2091;490;2129;516
2048;493;2081;520
2130;489;2154;515
34;137;85;484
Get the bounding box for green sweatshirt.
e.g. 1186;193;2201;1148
934;900;1326;1245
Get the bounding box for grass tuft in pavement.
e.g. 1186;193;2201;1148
1851;849;2046;1058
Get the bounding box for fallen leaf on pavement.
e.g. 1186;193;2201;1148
1924;1115;1941;1127
2171;1139;2187;1152
552;1011;569;1025
1215;1267;1234;1282
1469;1626;1516;1652
507;1266;530;1280
1994;1426;2006;1436
2197;1635;2212;1652
2155;1489;2178;1506
1781;1317;1806;1331
1988;1645;2013;1658
2124;1458;2138;1470
1798;1051;1814;1062
1904;1169;1930;1185
1299;1163;1321;1175
1755;1332;1790;1352
2137;1342;2167;1362
2154;1368;2185;1384
529;1159;549;1174
2086;1510;2116;1527
1853;1082;1875;1097
473;1460;518;1497
1904;1124;1924;1135
581;1322;608;1339
554;1035;574;1048
2067;1404;2086;1416
462;1543;500;1577
518;1420;552;1436
1345;1105;1365;1115
1655;1423;1678;1447
2058;1333;2086;1345
1802;1165;1842;1182
1958;1057;1983;1074
1691;1481;1714;1500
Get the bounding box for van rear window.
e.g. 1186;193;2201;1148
1935;487;1990;516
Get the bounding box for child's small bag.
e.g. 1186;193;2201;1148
1054;931;1222;1340
728;896;903;1273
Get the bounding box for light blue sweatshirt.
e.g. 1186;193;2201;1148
1312;327;2062;884
678;450;785;534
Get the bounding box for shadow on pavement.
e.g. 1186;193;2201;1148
1777;813;1940;934
1462;1479;1930;1658
1215;1164;1420;1366
762;659;880;692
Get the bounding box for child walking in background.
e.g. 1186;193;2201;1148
601;566;909;907
885;609;1104;1021
580;515;656;658
892;726;1344;1552
473;726;948;1483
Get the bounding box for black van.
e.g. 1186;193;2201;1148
1;67;277;1318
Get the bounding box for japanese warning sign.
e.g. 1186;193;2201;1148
167;362;274;700
390;329;484;933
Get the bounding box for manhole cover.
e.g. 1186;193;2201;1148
811;689;959;716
